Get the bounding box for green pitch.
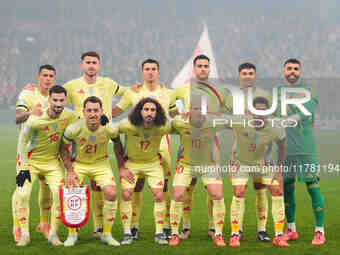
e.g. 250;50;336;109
0;124;339;255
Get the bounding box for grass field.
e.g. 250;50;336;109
0;124;339;255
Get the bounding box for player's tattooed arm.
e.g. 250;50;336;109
59;141;79;187
16;108;43;124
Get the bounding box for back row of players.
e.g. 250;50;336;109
12;52;325;247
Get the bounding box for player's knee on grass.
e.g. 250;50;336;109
253;182;266;190
122;189;133;201
134;178;145;192
269;184;282;196
172;187;186;202
152;189;164;203
233;185;246;198
103;185;117;201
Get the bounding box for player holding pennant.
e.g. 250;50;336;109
60;96;122;246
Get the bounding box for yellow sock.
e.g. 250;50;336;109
120;199;132;231
103;200;117;234
50;186;61;232
12;191;20;228
163;190;171;229
272;196;285;235
182;185;194;229
91;190;104;230
256;188;268;232
16;183;33;232
230;196;245;234
207;195;214;229
154;200;165;234
170;200;183;235
38;180;51;224
131;192;143;229
212;199;225;234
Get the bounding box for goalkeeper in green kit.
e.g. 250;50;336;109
275;58;325;245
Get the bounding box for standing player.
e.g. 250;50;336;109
229;62;274;241
171;55;231;239
111;58;177;239
113;98;171;245
168;96;227;247
275;58;325;245
60;96;122;246
16;85;78;246
12;65;56;243
227;97;289;247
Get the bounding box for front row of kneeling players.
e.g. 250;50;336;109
15;85;307;247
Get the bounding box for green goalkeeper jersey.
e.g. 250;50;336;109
275;82;318;156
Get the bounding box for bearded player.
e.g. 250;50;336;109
275;58;325;245
170;54;231;238
15;85;78;246
114;97;173;245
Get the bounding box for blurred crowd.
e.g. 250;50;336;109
1;10;340;108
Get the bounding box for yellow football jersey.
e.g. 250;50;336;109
16;86;49;113
171;116;219;166
63;77;126;119
231;122;285;166
116;83;176;116
19;109;78;166
118;119;172;164
15;87;50;170
63;120;118;164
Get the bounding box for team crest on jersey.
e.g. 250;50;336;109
43;125;50;131
243;132;249;137
53;123;58;132
90;135;96;143
77;89;85;94
133;133;140;137
36;103;42;108
144;133;150;139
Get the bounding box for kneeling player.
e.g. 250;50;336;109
60;96;121;246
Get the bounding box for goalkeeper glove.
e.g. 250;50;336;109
16;170;31;187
